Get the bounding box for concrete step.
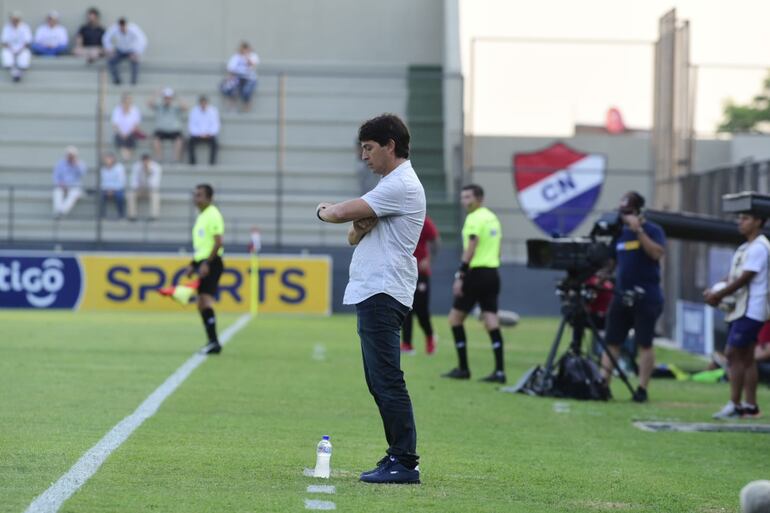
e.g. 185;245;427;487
0;137;359;168
0;112;365;148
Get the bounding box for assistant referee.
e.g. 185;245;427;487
185;183;225;355
443;184;506;383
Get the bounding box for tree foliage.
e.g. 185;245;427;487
718;74;770;133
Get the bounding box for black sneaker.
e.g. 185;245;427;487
741;404;762;419
632;386;648;403
359;457;420;484
441;368;470;380
360;456;390;478
479;370;507;384
199;341;222;355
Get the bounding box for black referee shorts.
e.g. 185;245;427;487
452;267;500;314
194;256;224;296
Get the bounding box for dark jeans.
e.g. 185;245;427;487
108;51;139;84
100;190;125;218
188;136;218;165
356;293;418;468
402;274;433;344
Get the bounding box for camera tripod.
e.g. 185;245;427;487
511;272;636;399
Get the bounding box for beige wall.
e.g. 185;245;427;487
0;0;444;65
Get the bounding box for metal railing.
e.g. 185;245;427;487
0;60;464;248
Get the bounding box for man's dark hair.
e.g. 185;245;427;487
461;184;484;200
118;17;126;25
625;191;646;211
744;212;768;227
358;114;410;159
196;184;214;199
88;7;100;17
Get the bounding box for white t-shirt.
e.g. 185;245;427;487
34;24;68;47
737;238;770;321
227;52;259;80
111;105;141;136
2;22;32;52
130;160;162;189
343;160;426;308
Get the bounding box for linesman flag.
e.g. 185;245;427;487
158;280;200;305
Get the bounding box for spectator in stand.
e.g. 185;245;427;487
52;146;87;219
102;17;147;85
128;154;162;221
99;152;126;219
188;96;220;166
31;11;68;56
74;7;105;64
222;41;259;112
1;11;32;83
111;93;142;161
148;87;187;162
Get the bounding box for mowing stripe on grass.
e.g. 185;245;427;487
24;313;252;513
307;485;336;494
304;499;337;510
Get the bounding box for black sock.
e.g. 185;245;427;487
200;308;219;344
451;325;469;370
489;328;504;372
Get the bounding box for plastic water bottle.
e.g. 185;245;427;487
313;435;332;478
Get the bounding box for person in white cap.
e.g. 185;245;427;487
1;11;32;82
147;87;187;162
31;11;68;56
52;146;88;219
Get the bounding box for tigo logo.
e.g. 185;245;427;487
0;256;82;308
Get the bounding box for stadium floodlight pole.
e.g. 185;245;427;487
249;228;262;316
95;66;107;244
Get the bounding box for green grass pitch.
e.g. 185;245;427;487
0;310;767;513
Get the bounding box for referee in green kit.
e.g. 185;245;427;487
184;183;225;354
442;184;506;383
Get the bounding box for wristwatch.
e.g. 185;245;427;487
454;271;464;280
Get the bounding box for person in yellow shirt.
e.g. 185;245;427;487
184;183;225;354
442;184;506;383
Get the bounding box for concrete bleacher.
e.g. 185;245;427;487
0;57;451;248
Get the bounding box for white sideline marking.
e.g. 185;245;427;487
305;499;336;510
24;314;252;513
553;402;570;413
307;485;336;494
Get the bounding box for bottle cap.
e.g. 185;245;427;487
322;435;330;440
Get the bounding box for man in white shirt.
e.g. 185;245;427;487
1;11;32;82
127;154;162;220
705;211;770;419
316;114;425;485
31;11;68;56
188;96;220;166
102;17;147;85
111;93;142;161
223;41;259;111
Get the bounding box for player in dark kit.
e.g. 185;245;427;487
401;214;439;355
184;184;225;355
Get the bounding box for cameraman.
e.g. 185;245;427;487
600;191;665;402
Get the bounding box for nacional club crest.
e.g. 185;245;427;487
513;142;606;236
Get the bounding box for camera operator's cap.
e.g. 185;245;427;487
162;87;174;98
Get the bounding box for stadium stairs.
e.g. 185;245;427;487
0;58;453;250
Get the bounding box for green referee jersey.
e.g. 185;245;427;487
462;206;501;268
193;204;225;262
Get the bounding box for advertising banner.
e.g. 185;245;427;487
0;252;331;315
